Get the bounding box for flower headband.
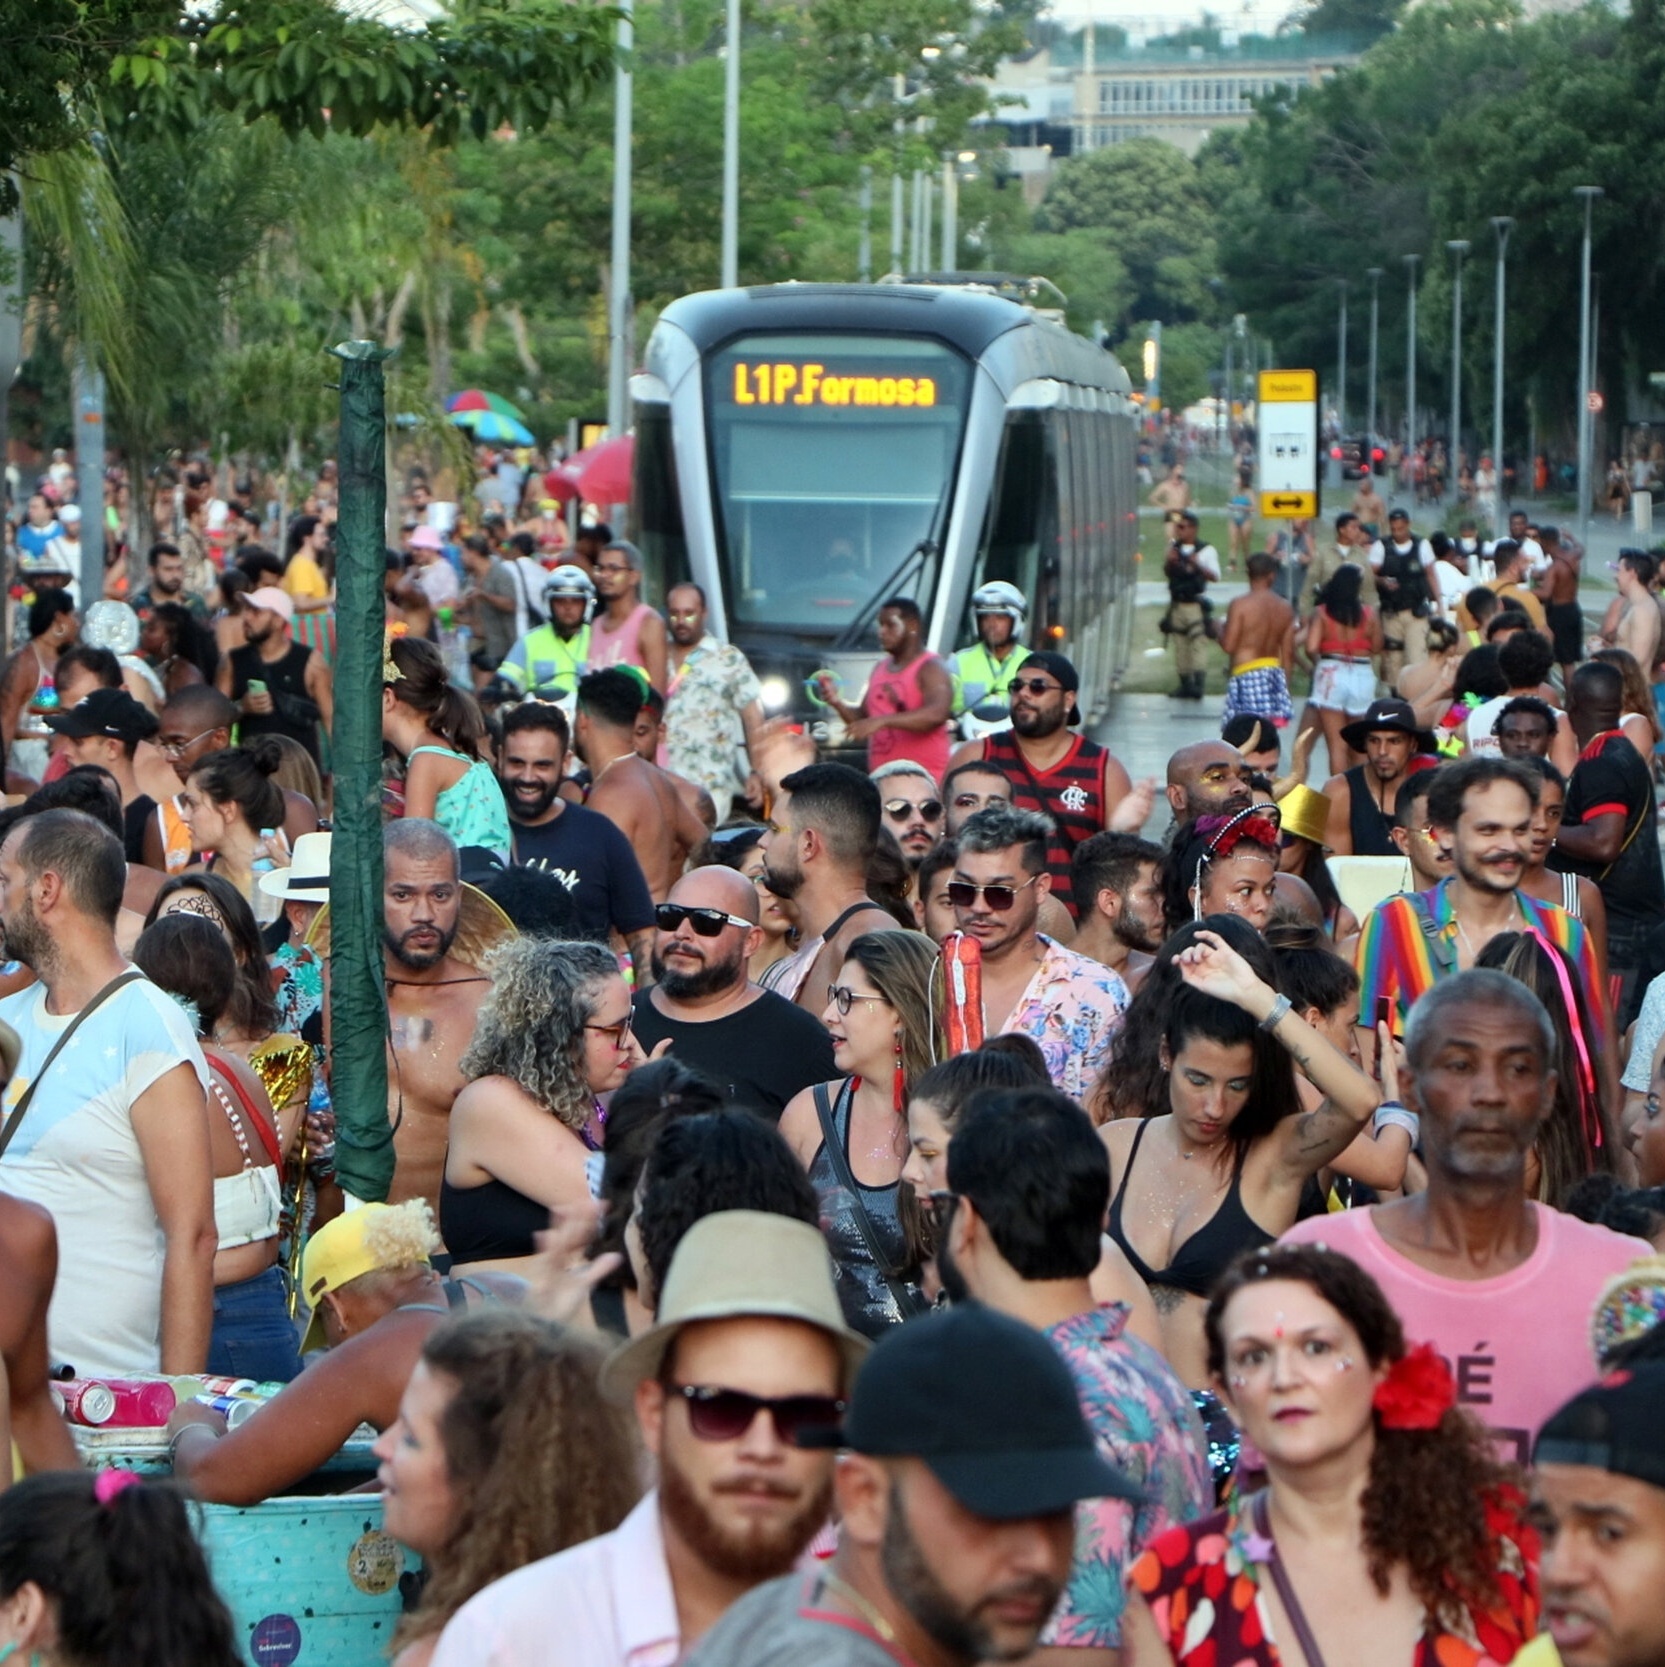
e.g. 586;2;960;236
1190;804;1282;921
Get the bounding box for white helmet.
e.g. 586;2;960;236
971;580;1027;637
544;564;597;622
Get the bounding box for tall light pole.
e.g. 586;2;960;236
1403;254;1420;474
1366;266;1382;452
1490;217;1512;525
890;73;905;275
1336;279;1348;436
858;166;872;282
1574;186;1603;545
605;0;634;437
720;0;740;288
1447;239;1469;502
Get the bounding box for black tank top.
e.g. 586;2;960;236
439;1173;549;1263
230;641;319;761
1344;764;1399;856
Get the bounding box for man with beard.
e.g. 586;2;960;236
934;1089;1210;1666
758;762;906;1013
131;541;209;623
1321;697;1433;856
682;1302;1132;1667
0;809;215;1375
498;701;654;979
432;1210;865;1667
870;760;944;872
630;867;835;1121
946;651;1146;918
942;760;1013;836
216;585;332;768
379;819;492;1214
1354;755;1608;1046
1163;739;1255;829
1067;832;1165;994
663;582;764;823
1283;970;1648;1461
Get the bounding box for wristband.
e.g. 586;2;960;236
1372;1100;1420;1142
1258;993;1293;1033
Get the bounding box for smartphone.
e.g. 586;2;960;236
1373;997;1392;1081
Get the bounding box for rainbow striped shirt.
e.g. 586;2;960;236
1355;878;1608;1046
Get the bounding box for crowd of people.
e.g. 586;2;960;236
3;446;1665;1667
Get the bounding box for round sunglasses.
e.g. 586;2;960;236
884;798;943;823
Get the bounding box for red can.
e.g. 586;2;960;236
56;1379;117;1426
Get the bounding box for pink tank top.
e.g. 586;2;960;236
589;602;654;674
864;651;951;780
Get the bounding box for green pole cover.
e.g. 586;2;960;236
327;340;397;1202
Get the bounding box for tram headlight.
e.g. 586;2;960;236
759;675;793;714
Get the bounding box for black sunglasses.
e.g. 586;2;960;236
1011;676;1063;697
671;1384;846;1446
884;798;943;823
946;875;1041;912
654;903;752;936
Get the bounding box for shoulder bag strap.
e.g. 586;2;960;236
203;1050;284;1168
0;970;147;1164
1252;1492;1332;1667
813;1081;925;1320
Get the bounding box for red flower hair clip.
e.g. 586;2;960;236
1372;1341;1456;1431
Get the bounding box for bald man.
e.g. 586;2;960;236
628;866;836;1121
1164;740;1256;829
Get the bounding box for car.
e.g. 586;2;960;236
1329;434;1388;480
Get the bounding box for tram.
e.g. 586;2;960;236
630;278;1141;737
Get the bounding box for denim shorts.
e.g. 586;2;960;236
209;1264;304;1384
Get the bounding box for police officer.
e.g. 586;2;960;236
498;565;595;705
950;581;1032;737
1370;508;1440;685
1163;510;1220;700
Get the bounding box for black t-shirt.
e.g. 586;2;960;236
1554;732;1665;934
509;803;654;939
122;794;156;866
629;987;838;1122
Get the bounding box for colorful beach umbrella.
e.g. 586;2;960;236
444;389;527;421
449;408;535;446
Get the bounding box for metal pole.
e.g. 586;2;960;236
1336;280;1348;437
71;355;105;606
1490;217;1513;525
720;0;740;288
606;0;634;436
1223;338;1233;452
326;339;396;1205
1574;186;1602;545
1403;254;1420;482
859;166;872;282
922;174;933;272
940;153;957;270
909;170;923;271
1366;267;1382;456
890;73;904;276
1447;239;1468;503
0;184;20;659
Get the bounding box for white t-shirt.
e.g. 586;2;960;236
1370;536;1434;571
416;558;460;608
1432;560;1469;616
0;978;207;1376
1485;535;1545;577
1176;543;1221;581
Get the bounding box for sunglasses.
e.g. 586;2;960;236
884;798;943;823
827;984;889;1017
946;874;1042;912
1010;677;1063;697
654;903;752;936
671;1383;846;1447
585;1016;634;1049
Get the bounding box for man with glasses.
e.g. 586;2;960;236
432;1210;866;1667
146;686;237;874
631;868;835;1121
664;582;764;823
587;539;669;693
869;760;943;871
947;651;1146;919
952;805;1128;1099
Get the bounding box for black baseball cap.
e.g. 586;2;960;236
44;688;160;745
1535;1364;1665;1492
1022;650;1079;695
801;1303;1141;1517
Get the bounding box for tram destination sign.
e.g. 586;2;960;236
726;361;940;409
1257;369;1319;519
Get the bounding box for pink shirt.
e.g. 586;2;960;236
589;602;656;676
864;650;950;780
431;1491;678;1667
1281;1204;1649;1465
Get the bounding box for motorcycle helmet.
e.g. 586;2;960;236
970;580;1027;640
543;564;598;622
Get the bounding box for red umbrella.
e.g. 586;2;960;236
542;466;581;502
571;435;635;506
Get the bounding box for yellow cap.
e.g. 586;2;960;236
1277;783;1330;849
298;1201;438;1354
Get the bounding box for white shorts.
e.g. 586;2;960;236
1310;658;1376;715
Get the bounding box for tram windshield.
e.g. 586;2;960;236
706;333;972;639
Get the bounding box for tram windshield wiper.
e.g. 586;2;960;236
832;538;935;651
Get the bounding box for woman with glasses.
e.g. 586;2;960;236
778;930;941;1336
442;939;642;1277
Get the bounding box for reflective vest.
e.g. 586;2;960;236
500;623;591;695
949;642;1032;715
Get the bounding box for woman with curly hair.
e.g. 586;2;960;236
441;939;638;1276
1162;807;1281;936
779;930;941;1337
1126;1243;1539;1667
376;1310;640;1667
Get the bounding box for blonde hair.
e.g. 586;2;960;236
363;1199;443;1270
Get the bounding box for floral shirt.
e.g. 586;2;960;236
994;935;1128;1100
1043;1304;1213;1649
1131;1485;1539;1667
664;635;761;810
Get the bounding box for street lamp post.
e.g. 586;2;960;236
1366;267;1382;456
1575;185;1603;544
1447;239;1469;502
1403;254;1420;481
890;73;905;275
1336;279;1348;437
1489;217;1512;526
720;0;740;289
606;0;634;437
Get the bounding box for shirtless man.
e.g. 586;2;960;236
0;1192;80;1474
575;667;705;902
379;820;489;1214
1604;550;1661;675
1534;522;1584;685
758;761;905;1015
1220;551;1296;727
1351;475;1387;534
1148;464;1191;515
633;684;717;831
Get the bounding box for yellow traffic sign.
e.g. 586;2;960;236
1260;490;1318;517
1260;369;1317;402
